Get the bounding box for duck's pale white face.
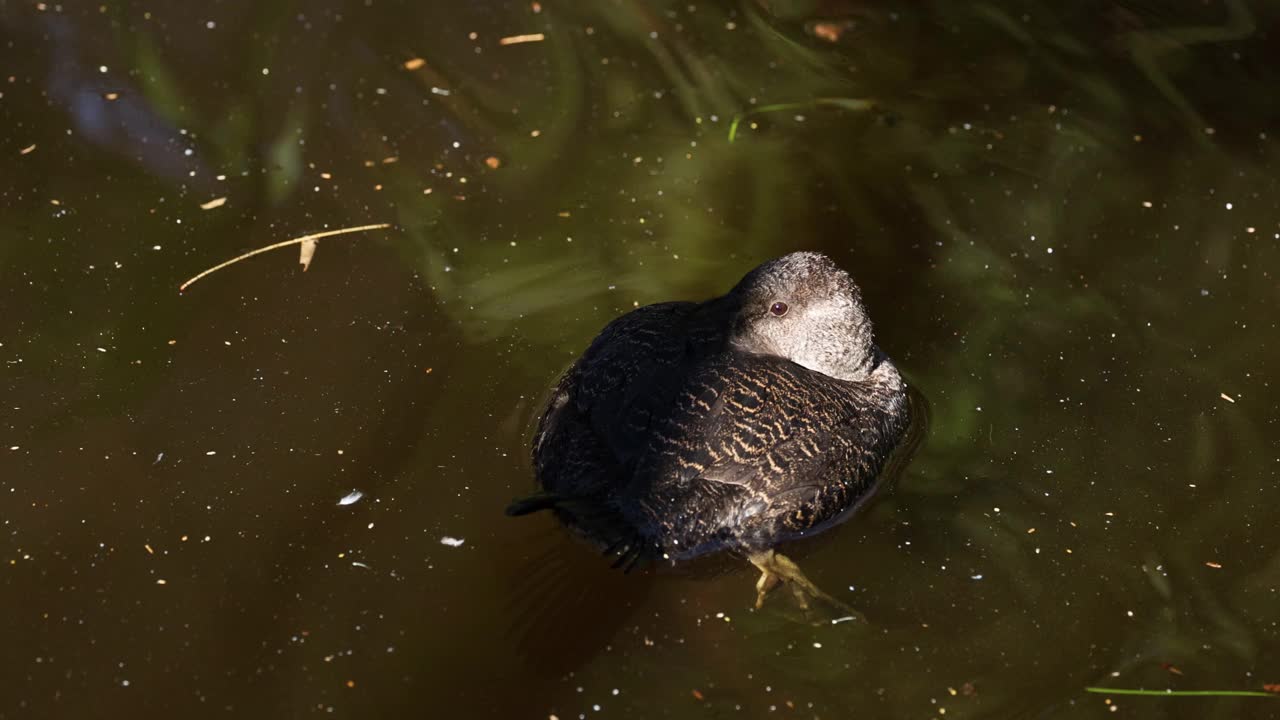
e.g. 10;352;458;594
727;252;875;382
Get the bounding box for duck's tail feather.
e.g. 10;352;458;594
506;491;658;573
505;492;562;516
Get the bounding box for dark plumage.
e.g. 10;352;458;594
508;252;910;608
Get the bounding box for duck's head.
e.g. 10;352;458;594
726;252;875;382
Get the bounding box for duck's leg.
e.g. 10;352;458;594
747;549;853;612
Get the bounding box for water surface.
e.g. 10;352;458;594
2;1;1278;718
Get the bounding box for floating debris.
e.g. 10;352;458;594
807;20;854;43
1086;687;1279;698
178;223;391;292
337;490;364;506
830;616;857;624
1205;561;1222;569
499;33;545;45
440;536;466;547
403;57;426;70
299;238;318;271
351;561;371;569
19;144;36;155
200;197;227;210
1220;393;1236;403
727;97;875;143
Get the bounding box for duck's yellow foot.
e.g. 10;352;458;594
748;549;854;613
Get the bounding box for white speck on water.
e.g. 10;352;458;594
153;452;164;464
338;490;363;506
205;450;216;456
831;616;856;624
351;561;370;569
96;347;107;353
440;536;465;547
971;574;984;580
1200;289;1210;296
8;446;18;451
1225;202;1233;209
813;642;823;648
121;679;130;686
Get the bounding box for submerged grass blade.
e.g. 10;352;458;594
178;223;392;292
727;97;875;142
1085;687;1279;699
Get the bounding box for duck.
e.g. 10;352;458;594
507;252;911;609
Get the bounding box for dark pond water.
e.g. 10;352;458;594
3;1;1279;717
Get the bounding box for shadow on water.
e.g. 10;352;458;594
2;0;1279;718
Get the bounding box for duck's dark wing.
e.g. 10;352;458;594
531;301;703;500
628;353;908;557
520;301;718;568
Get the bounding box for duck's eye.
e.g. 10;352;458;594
769;301;789;317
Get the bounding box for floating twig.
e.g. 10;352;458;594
727;97;876;143
1085;687;1279;699
499;33;545;45
178;223;392;292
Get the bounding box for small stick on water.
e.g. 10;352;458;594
178;223;392;292
727;97;876;143
1085;687;1279;699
